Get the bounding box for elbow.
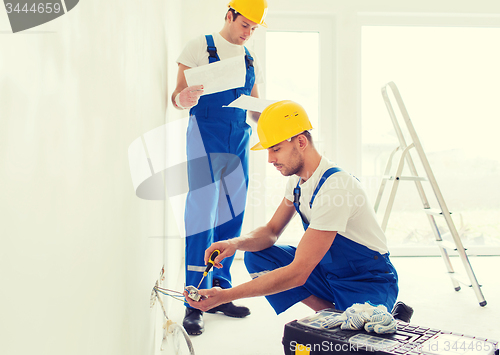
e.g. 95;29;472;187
286;262;311;288
297;276;309;288
269;235;278;247
293;272;310;288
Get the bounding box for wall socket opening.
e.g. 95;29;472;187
150;265;165;308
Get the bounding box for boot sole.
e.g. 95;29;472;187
185;329;204;336
206;309;250;318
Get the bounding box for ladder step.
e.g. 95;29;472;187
448;273;481;288
424;208;452;216
383;175;428;181
435;239;460;251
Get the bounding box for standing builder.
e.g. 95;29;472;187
171;0;268;335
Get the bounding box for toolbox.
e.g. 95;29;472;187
282;309;499;355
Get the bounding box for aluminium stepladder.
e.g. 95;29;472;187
373;81;486;307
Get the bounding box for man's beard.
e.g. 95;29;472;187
280;147;304;176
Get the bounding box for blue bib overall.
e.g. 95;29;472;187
244;168;399;314
184;35;255;303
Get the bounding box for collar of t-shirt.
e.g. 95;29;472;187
297;156;332;192
212;32;246;59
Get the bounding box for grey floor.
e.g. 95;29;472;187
169;256;499;355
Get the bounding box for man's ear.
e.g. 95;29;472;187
297;134;308;150
227;10;234;23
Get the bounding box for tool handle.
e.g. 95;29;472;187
208;249;220;264
203;249;220;274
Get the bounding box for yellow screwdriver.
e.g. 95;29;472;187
196;249;220;289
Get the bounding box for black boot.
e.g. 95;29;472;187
206;279;251;318
391;301;414;323
182;307;204;335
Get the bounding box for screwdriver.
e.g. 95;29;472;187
196;249;220;289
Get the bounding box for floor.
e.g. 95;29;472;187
168;255;499;355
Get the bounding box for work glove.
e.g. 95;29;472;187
175;85;204;109
321;302;397;334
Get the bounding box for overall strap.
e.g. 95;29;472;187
293;179;309;228
293;167;344;230
205;35;220;63
309;167;343;208
244;46;254;68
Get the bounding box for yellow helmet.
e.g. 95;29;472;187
228;0;268;27
251;100;313;151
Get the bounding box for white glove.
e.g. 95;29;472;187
175;85;204;109
321;302;397;334
364;308;397;334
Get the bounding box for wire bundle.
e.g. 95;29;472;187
153;286;195;355
154;286;186;303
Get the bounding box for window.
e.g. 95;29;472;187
362;26;500;255
246;15;335;244
260;31;320;244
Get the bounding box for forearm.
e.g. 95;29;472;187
186;263;306;312
232;225;278;253
223;263;305;302
172;64;199;110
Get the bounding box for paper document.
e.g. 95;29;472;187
224;95;279;113
184;55;246;96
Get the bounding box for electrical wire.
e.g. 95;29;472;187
155;286;185;296
169;322;196;355
154;287;185;302
154;289;195;355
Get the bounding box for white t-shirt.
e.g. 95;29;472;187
284;157;389;254
176;32;264;85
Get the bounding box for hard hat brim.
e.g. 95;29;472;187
251;141;265;151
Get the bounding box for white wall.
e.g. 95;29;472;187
163;0;187;316
0;1;171;354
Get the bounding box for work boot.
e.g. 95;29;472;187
391;301;414;323
206;279;251;318
182;307;204;335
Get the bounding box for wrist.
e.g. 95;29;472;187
228;238;240;251
173;93;186;110
221;287;235;304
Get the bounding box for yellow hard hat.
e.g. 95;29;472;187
251;100;313;151
228;0;268;27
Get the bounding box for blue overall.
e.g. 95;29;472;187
184;35;255;306
244;168;399;314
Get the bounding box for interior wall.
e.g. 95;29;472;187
163;0;187;314
0;1;169;355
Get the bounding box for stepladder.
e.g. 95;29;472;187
373;81;487;307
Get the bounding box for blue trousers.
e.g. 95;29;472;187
183;34;255;308
184;111;252;297
244;235;399;314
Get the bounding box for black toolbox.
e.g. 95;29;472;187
282;309;499;355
